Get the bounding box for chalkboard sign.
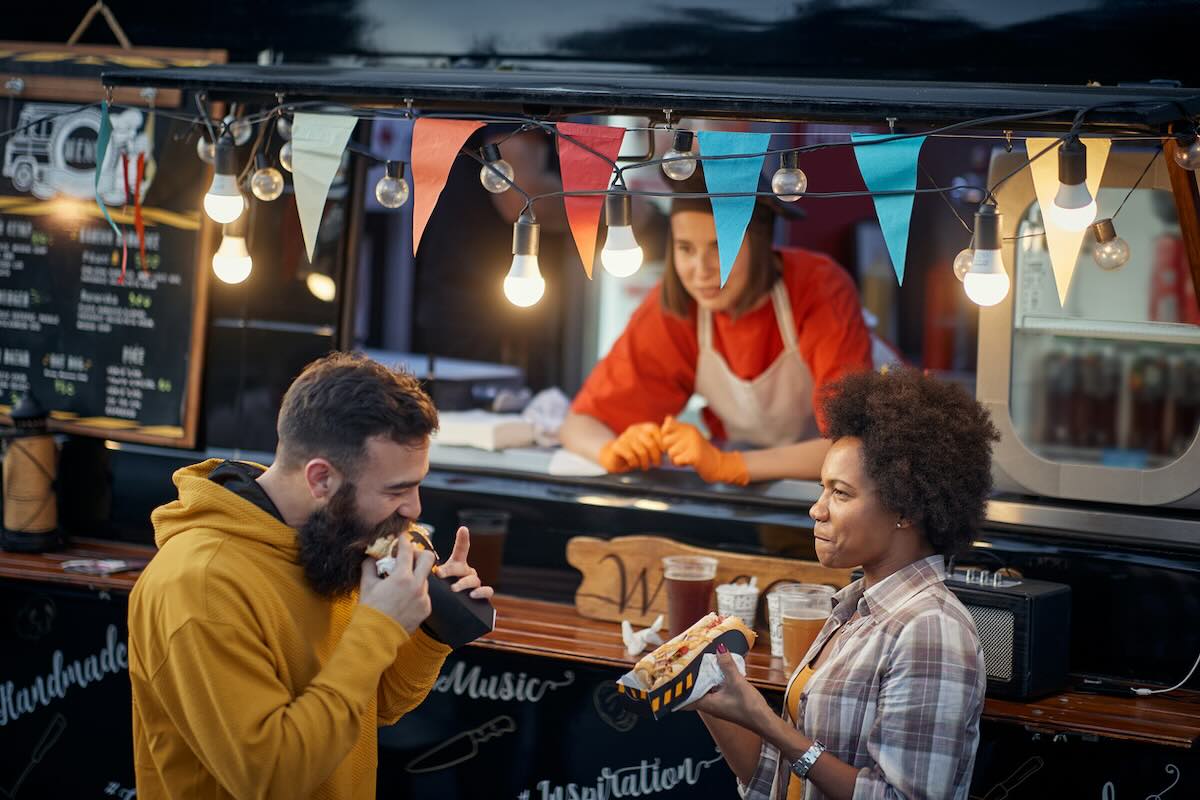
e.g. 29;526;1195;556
0;45;222;448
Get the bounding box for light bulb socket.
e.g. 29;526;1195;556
780;150;799;170
605;189;633;227
513;213;540;256
222;214;248;238
973;204;1002;251
1091;217;1117;244
1058;136;1087;186
385;160;405;180
671;130;694;152
481;143;502;164
214;135;238;176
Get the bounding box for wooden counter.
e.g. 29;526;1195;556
3;540;1197;750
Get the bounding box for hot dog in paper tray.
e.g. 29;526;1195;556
616;612;756;719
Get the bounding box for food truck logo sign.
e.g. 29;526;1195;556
2;102;153;206
580;554;665;617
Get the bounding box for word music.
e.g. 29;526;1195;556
433;661;575;704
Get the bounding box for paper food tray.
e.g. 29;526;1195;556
615;628;753;719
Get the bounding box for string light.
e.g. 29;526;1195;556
276;115;292;141
504;213;545;307
661;130;697;181
952;248;973;281
212;217;252;284
279;140;294;173
196;135;214;164
1047;135;1097;231
375;161;410;208
306;271;337;301
771;150;807;202
964;204;1010;306
600;186;644;278
479;143;515;193
1172;132;1200;170
224;113;252;146
250;153;285;202
203;135;246;224
1090;218;1131;271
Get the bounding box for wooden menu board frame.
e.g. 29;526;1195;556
0;41;226;448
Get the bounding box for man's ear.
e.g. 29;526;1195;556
303;458;342;501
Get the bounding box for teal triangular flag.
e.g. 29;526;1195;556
94;101;127;282
697;131;771;286
851;133;926;285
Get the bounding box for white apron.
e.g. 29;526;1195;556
693;281;818;448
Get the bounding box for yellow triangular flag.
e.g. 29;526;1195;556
1026;137;1112;306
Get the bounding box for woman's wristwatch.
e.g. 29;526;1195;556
789;739;826;778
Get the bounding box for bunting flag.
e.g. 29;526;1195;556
696;130;771;286
851;133;926;285
555;122;627;279
411;118;484;255
292;113;359;262
1027;137;1112;306
94;101;127;284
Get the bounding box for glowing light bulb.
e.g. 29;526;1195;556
662;130;697;181
250;153;284;202
306;272;336;302
224;114;252;146
964;205;1010;307
279;141;294;173
504;214;545;307
1047;136;1097;231
479;143;515;193
600;189;643;277
771;150;807;202
196;136;214;164
212;223;252;284
375;161;410;208
1173;135;1200;171
1091;218;1131;271
203;136;245;224
953;248;973;281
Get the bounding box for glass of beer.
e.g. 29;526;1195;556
662;556;719;638
779;585;834;671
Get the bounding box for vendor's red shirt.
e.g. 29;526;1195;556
571;248;872;440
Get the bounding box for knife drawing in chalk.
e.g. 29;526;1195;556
404;715;517;774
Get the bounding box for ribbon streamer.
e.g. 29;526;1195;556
94;101;127;284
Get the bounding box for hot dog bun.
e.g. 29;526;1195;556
632;613;756;690
365;533;400;560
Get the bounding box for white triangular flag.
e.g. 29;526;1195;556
1026;137;1112;306
292;113;358;262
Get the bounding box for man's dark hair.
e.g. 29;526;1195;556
820;368;1000;557
276;352;438;477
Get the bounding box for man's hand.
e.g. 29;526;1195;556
438;526;494;600
598;422;664;473
661;416;749;485
359;535;435;634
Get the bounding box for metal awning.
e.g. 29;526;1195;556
101;64;1200;133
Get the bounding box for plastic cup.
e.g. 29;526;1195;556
715;582;760;628
662;555;719;638
768;583;834;660
778;585;835;670
456;509;510;589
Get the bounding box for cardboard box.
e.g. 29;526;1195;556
615;627;754;720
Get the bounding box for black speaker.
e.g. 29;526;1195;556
945;568;1071;700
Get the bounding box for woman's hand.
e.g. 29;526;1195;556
691;647;777;735
662;416;749;485
598;422;664;473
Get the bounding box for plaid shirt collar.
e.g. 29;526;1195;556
831;554;946;621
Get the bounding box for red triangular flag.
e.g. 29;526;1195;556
555;122;626;279
412;118;484;255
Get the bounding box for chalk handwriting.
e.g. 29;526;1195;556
0;624;127;727
433;661;574;703
523;750;725;799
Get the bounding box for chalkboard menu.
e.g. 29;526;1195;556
0;90;211;447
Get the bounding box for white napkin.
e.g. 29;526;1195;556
521;387;571;445
673;652;747;711
621;615;666;656
548;448;608;477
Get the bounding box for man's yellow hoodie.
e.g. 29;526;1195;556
129;459;451;799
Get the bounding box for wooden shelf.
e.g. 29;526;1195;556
2;542;1196;750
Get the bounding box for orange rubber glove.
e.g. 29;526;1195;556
661;415;750;485
598;422;664;473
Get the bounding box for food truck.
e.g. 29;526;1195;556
1;2;1198;797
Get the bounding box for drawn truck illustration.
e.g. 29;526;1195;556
3;103;150;205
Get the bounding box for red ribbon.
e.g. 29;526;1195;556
135;152;147;274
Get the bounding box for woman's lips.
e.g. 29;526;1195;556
695;287;721;299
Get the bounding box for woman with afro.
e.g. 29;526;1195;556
691;367;999;800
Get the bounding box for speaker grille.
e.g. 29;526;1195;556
965;605;1015;681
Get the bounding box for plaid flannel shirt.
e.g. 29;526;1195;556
744;555;986;800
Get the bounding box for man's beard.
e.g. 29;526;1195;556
296;481;409;597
